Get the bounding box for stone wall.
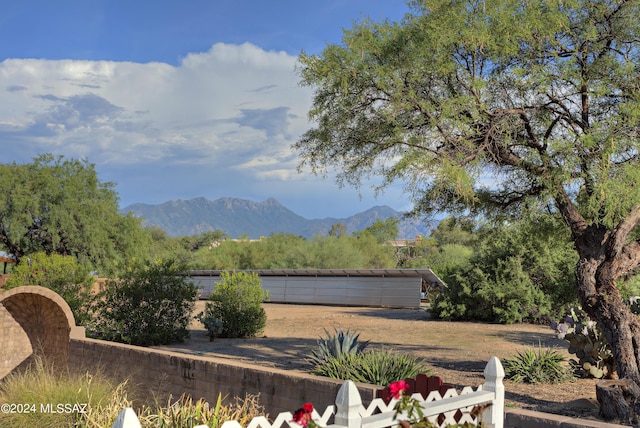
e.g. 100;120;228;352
69;337;378;416
0;286;85;378
0;302;32;378
1;285;380;415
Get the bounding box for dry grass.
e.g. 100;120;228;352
0;356;264;428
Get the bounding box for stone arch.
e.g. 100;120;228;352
0;286;84;378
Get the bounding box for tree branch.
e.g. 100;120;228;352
555;187;589;239
607;205;640;278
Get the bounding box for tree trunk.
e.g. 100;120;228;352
596;379;640;423
577;255;640;425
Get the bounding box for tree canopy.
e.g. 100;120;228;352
297;0;640;225
296;1;640;420
0;154;147;273
3;252;95;325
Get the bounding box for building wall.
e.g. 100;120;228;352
68;337;378;416
191;275;421;308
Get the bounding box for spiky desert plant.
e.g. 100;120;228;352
503;346;574;384
307;327;370;366
311;349;430;386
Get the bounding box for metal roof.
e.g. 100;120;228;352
0;251;15;264
186;268;445;287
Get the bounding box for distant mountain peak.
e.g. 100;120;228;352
122;196;428;238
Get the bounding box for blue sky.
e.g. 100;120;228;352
0;1;413;219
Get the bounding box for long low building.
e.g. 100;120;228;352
186;268;444;308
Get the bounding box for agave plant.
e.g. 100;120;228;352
307;327;370;366
311;350;430;386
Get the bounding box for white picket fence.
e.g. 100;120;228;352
112;356;504;428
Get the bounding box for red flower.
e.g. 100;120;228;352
293;409;310;426
389;380;410;399
293;403;315;427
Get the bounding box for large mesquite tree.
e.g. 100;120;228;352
0;154;148;273
295;0;640;421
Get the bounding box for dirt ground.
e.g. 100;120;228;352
155;302;602;421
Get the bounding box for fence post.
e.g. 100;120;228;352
481;356;505;428
111;407;142;428
333;380;363;428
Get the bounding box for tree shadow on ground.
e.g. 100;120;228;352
427;358;487;377
365;341;461;356
156;331;320;371
504;389;600;419
496;330;566;348
156;333;461;373
336;307;431;321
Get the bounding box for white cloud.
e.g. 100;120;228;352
0;43;312;175
0;43;411;218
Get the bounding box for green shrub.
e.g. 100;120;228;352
90;258;197;346
311;349;430;386
431;216;577;324
3;252;95;326
503;347;574;384
307;327;370;365
431;259;553;324
205;271;269;338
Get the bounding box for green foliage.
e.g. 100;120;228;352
205;271;268;338
431;216;577;323
311;350;430;386
503;347;575;384
618;274;640;301
329;222;347;238
179;230;229;252
346;233;396;269
429;217;478;247
192;232;396;270
296;0;640;226
307;328;370;366
551;308;615;379
142;226;193;266
90;258;197;346
3;252;95;326
433;259;552;324
0;154;148;274
403;242;473;277
357;217;400;243
400;217;475;273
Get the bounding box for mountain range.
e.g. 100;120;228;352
121;197;429;239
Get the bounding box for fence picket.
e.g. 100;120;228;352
111;357;504;428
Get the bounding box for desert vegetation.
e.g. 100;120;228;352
198;271;268;338
6;0;640;419
0;357;263;428
88;258;198;346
